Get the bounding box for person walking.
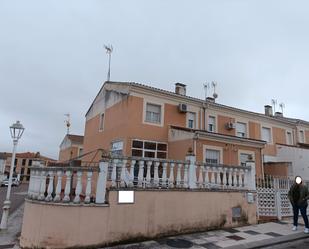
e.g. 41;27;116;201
288;176;309;233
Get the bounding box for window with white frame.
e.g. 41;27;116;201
240;153;251;166
262;127;271;143
208;116;216;132
236;122;247;138
99;113;104;131
299;130;305;143
187;112;196;129
78;148;83;157
131;140;167;159
145;103;161;124
205;149;220;164
286;131;293;145
111;141;124;156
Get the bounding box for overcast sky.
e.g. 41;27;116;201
1;0;309;159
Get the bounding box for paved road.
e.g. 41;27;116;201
262;237;309;249
0;183;28;217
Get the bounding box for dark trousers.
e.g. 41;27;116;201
292;203;309;228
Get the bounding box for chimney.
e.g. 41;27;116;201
175;83;186;96
264;105;273;116
274;112;283;117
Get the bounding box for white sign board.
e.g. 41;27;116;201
118;190;134;204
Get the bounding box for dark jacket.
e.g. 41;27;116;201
288;183;309;206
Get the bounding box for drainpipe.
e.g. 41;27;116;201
193;133;198;156
261;148;265;178
202;102;207;130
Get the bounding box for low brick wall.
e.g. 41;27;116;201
20;190;256;248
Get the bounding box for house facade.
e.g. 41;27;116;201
58;134;84;162
82;81;309;178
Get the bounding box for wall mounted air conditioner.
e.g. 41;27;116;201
225;122;235;130
178;103;187;113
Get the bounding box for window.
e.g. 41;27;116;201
131;140;167;159
99;113;104;131
22;159;26;166
240;153;251;166
145;103;161;124
14;159;18;166
299;130;305;143
262;127;271;143
111;141;123;156
287;131;293;145
28;160;32;166
21;167;25;175
205;149;220;164
187;112;196;129
236;122;247;138
78;148;83;156
208;116;216;132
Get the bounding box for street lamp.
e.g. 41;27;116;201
0;121;25;230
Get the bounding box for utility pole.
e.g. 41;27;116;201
104;45;113;81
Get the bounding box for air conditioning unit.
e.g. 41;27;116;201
178;103;187;113
225;122;235;130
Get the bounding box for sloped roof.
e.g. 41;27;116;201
0;151;55;161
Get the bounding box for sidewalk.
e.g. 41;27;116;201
106;217;309;249
0;204;24;249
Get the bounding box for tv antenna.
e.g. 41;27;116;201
104;44;113;81
271;99;277;113
203;82;210;100
212;81;218;99
64;113;71;134
279;102;285;114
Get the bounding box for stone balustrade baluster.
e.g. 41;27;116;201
210;167;215;186
38;170;47;201
198;165;204;188
222;167;227;189
63;170;72;202
96;161;108;204
204;166;209;188
162;162;167;188
53;170;63;202
154;161;160;187
45;171;54;202
137;160;144;188
120;159;127;187
129;160;135;187
84;171;93;203
183;163;189;188
233;169;238;188
27;169;35;198
73;171;83;203
146;161;152;187
169;162;175;188
244;168;249;189
216;167;221;186
176;163;182;188
228;168;233;189
239;169;244;188
111;159;117;187
33;170;42;200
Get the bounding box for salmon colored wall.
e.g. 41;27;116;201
305;130;309;143
217;115;235;136
59;147;79;162
168;139;193;161
264;162;289;177
249;122;261;140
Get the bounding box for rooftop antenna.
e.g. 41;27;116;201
64;113;71;134
271;99;277;113
279;102;285;114
203;82;210;100
211;81;218;99
104;44;113;81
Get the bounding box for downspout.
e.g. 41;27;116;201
261;148;265;178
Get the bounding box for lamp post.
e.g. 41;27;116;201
0;121;24;230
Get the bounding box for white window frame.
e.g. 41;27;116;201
99;113;105;132
203;145;223;164
131;139;168;159
236;122;247;138
187;112;196;129
143;99;164;127
286;131;293;145
261;126;272;144
111;140;124;156
238;150;255;166
207;115;217;133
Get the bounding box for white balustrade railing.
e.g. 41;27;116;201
27;156;255;204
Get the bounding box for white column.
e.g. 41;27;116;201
162;162;167;188
216;167;221;187
53;170;63;202
154;161;160;187
137;160;144;187
27;169;35;198
63;170;72;202
244;168;249;189
128;160;136;187
33;170;41;200
239;169;244;188
111;159;117;187
246;161;256;191
120;159;127;188
38;170;47;201
198;165;204;188
183;163;189;188
228;168;233;189
176;163;182;188
233;169;238;188
84;171;93;203
186;155;197;189
210;167;215;185
146;161;152;187
45;171;54;202
204;166;209;188
96;161;108;204
73;171;82;203
169;162;175;188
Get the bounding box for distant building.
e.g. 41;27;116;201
58;134;84;162
0;152;55;182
